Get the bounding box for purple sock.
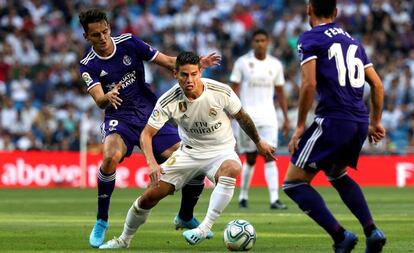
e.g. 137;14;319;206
283;181;344;242
329;173;375;235
97;168;116;221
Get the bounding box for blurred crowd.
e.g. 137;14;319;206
0;0;413;155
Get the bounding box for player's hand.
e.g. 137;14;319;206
282;120;290;136
200;52;221;68
256;140;276;161
148;164;165;188
368;123;386;144
107;83;123;109
288;126;305;154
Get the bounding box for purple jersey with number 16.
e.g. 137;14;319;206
297;23;372;123
79;33;180;161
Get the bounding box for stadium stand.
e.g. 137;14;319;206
0;0;413;154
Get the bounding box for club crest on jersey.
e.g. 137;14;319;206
151;109;160;120
166;156;176;166
209;108;217;117
297;43;303;61
179;102;187;112
82;72;93;86
249;62;254;68
123;55;132;66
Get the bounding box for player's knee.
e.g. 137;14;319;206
217;161;241;179
101;152;123;173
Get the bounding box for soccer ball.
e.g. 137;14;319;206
223;219;256;251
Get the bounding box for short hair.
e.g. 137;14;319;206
175;51;200;71
251;29;269;40
309;0;336;18
79;9;108;33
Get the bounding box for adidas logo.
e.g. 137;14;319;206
182;114;189;119
100;70;108;77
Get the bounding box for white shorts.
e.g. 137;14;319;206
160;149;241;191
237;124;278;153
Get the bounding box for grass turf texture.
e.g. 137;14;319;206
0;187;413;252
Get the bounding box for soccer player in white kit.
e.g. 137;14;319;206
230;29;290;209
99;51;276;249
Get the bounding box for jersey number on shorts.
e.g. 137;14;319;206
108;119;119;131
328;43;365;88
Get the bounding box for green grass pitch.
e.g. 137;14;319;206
0;187;413;252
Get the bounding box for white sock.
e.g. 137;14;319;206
265;161;279;203
119;197;151;245
199;176;236;233
239;163;254;201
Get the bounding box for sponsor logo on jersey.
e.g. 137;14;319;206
179;102;187;112
209;108;217;117
100;70;108;77
123;55;132;66
82;72;93;86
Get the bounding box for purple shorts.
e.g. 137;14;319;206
101;119;180;163
291;117;368;174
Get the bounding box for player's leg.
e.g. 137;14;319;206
184;153;241;245
89;133;127;247
284;118;358;251
99;182;175;249
239;152;256;208
261;125;287;209
283;163;357;251
238;129;257;208
152;123;205;229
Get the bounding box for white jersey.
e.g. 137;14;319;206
230;51;285;127
148;78;242;159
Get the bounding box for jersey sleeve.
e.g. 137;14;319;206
147;102;170;130
229;58;243;83
297;32;318;66
225;88;242;115
131;35;159;62
273;60;285;86
358;44;373;69
79;64;100;91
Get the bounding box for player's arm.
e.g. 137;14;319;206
365;66;386;143
88;83;123;109
140;124;163;187
153;52;221;71
231;82;240;96
275;85;290;136
289;60;316;153
233;108;276;160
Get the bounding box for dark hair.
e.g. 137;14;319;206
309;0;336;18
79;9;108;32
251;29;269;40
175;51;200;70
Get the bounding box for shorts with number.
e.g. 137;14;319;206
291;117;368;174
160;148;241;191
237;124;278;153
101;118;180;163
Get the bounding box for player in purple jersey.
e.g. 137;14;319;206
282;1;386;252
78;9;220;248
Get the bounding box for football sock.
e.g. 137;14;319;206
199;176;236;232
97;168;116;221
239;163;254;201
264;161;279;203
178;176;205;221
120;198;151;245
283;181;344;243
329;173;376;236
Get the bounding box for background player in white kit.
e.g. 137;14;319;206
99;51;276;249
230;29;290;209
